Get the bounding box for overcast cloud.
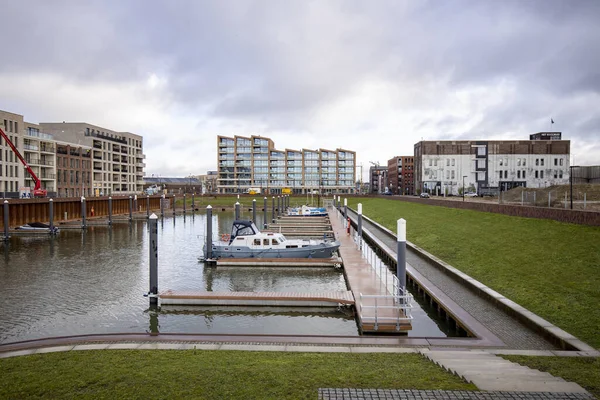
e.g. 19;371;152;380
1;0;599;179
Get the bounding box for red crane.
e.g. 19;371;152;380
0;127;47;198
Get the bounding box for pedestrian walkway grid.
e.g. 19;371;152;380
318;389;594;400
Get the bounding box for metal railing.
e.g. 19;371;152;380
335;205;413;331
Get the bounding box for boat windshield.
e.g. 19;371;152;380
230;220;260;239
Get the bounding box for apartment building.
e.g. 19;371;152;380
1;110;26;195
387;156;415;195
1;110;58;197
55;142;93;197
217;135;356;194
41;123;145;195
369;165;388;194
414;133;571;196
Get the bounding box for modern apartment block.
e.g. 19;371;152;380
55;142;93;197
369;165;388;194
1;110;26;195
1;110;58;196
414;133;571;195
387;156;415;195
217;135;356;194
41;123;145;195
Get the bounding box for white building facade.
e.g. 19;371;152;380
415;135;570;196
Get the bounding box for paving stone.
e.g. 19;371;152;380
350;347;418;354
0;349;36;358
318;388;594;399
34;346;75;354
218;344;286;352
285;345;353;353
72;344;110;351
107;343;141;350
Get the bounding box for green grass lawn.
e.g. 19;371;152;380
346;198;600;349
503;356;600;398
0;350;474;399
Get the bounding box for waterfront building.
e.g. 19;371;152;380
369;164;388;194
1;110;58;197
55;142;93;197
414;133;571;196
217;135;356;194
387;156;415;195
41;123;145;196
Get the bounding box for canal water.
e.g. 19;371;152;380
0;211;453;344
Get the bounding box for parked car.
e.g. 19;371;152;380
383;191;393;196
420;193;430;198
464;192;478;197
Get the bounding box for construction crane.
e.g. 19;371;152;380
0;127;47;198
369;161;380;167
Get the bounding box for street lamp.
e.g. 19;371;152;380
462;175;467;202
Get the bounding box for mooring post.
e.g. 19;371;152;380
277;196;281;218
337;195;341;210
3;200;9;241
81;196;87;229
548;192;551;208
49;199;54;233
263;197;268;228
160;194;165;217
134;194;138;213
146;195;151;218
129;196;133;221
357;203;363;249
206;205;213;261
272;196;275;223
183;194;187;214
252;199;256;222
344;198;347;220
148;213;158;305
521;190;524;206
235;201;240;220
191;193;195;211
108;196;113;225
397;218;407;296
173;195;176;216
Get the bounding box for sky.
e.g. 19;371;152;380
1;0;599;181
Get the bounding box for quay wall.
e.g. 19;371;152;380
0;195;169;229
361;195;600;226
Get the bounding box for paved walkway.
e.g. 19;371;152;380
346;208;557;350
318;388;593;399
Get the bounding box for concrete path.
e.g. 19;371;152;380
319;388;594;399
421;350;588;393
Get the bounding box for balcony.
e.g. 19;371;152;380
40;145;55;153
40;174;56;180
26;158;40;165
23;144;39;151
93;141;102;149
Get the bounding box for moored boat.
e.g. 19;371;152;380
287;205;328;217
204;220;340;260
15;221;59;233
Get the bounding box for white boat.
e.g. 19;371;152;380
204;220;340;260
287;205;328;217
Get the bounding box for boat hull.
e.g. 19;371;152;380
207;241;340;260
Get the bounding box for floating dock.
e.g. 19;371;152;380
159;290;354;307
328;209;412;333
215;257;342;267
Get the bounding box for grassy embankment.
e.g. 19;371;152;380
0;351;474;399
346;198;600;349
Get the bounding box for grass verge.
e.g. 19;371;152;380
502;356;600;398
346;198;600;349
0;350;474;399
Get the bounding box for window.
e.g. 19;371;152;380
523;159;526;166
536;159;539;166
451;170;455;179
522;171;526;179
517;159;521;166
541;170;544;179
14;122;18;133
504;170;508;178
263;239;269;245
559;170;563;178
499;171;502;179
559;158;563;166
554;170;558;179
446;159;449;166
517;171;521;178
446;170;450;179
535;171;539;178
254;239;261;245
9;121;13;132
451;159;455;166
429;159;432;167
434;159;438;167
554;158;558;166
541;159;544;166
499;159;503;166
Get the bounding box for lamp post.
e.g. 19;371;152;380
462;175;467;202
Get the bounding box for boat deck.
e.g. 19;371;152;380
216;257;342;267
